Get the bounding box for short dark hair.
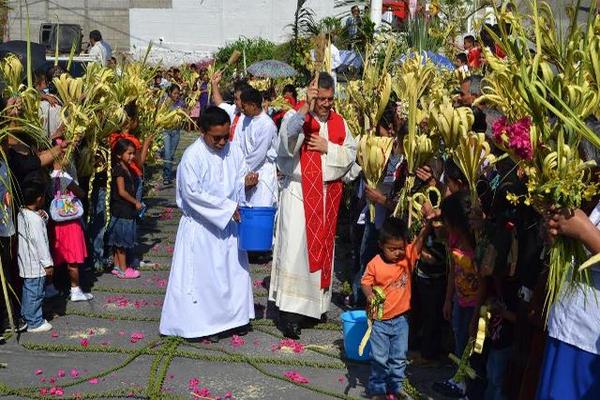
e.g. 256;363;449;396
456;53;468;64
318;72;335;90
240;87;263;108
464;35;475;44
379;217;409;244
462;74;483;96
351;5;360;12
233;80;250;93
167;84;180;94
89;30;102;42
283;84;297;99
444;159;467;184
21;180;45;206
199;106;230;132
124;101;137;119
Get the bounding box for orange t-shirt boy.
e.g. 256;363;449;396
361;218;431;320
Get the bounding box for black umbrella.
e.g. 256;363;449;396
0;40;48;75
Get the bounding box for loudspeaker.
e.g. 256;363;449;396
39;23;82;54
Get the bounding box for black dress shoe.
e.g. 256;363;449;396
282;322;301;340
235;324;252;336
206;334;220;343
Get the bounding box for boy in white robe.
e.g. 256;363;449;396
211;71;250;141
159;107;258;342
238;87;279;207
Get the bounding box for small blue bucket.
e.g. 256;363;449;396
341;310;371;361
238;207;276;251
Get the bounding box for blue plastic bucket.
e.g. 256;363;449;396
341;310;371;361
238;207;277;251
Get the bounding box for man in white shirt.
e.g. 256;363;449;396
88;30;107;66
237;87;278;207
211;71;250;141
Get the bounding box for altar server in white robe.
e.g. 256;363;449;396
237;87;279;207
211;71;250;141
269;72;357;339
160;106;258;342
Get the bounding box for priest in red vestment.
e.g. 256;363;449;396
269;72;358;338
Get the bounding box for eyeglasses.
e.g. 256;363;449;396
317;96;334;102
206;134;229;143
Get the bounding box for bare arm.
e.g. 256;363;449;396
548;208;600;254
211;71;225;106
38;144;66;167
139;137;153;166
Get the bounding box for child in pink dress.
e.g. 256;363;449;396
49;163;93;302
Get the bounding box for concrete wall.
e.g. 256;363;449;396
6;0;336;60
6;0;173;51
129;0;335;53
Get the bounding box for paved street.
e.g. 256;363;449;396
0;133;451;400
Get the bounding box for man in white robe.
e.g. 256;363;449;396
211;71;250;141
269;72;357;339
238;87;278;207
160;106;256;341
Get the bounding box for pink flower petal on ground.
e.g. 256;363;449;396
338;375;345;383
230;335;245;348
34;368;43;375
193;387;211;397
70;368;80;378
51;331;59;338
283;370;309;384
273;339;304;353
80;338;89;348
253;279;264;288
224;391;234;399
188;377;200;390
130;331;145;343
39;388;48;395
88;329;95;335
49;376;56;384
55;387;64;396
49;387;56;395
156;279;167;288
88;378;99;385
57;369;66;378
39;377;46;383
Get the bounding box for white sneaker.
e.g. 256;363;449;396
28;320;53;333
70;288;94;302
140;260;159;268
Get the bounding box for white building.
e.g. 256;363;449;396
6;0;337;64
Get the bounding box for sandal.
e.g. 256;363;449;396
117;267;141;279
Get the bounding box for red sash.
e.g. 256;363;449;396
296;102;346;289
230;113;241;140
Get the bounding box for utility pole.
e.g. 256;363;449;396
370;0;383;28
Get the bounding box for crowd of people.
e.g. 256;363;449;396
150;55;600;400
0;12;598;400
0;42;206;336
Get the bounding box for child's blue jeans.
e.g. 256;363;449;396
485;346;512;400
368;314;409;396
21;276;45;329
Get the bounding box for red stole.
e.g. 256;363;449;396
230;113;241;140
296;103;346;289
